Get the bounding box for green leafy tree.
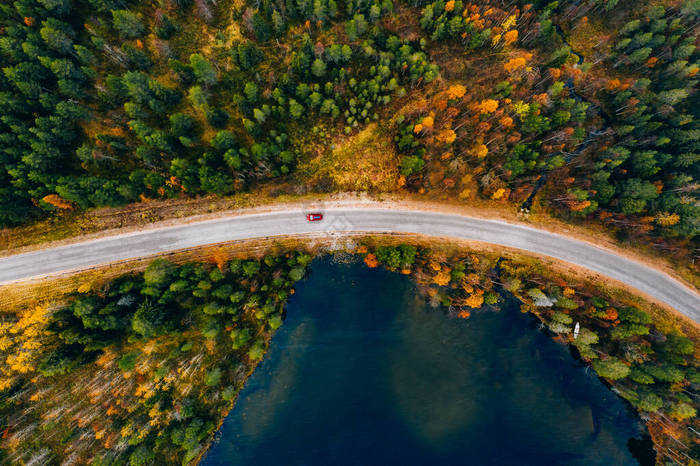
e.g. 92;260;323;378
400;155;425;176
611;323;650;340
205;367;222;386
144;259;175;288
112;10;145;38
289;267;306;281
636;392;663;412
642;363;685;383
189;54;218;86
311;58;327;78
230;327;251;350
630;367;655;384
248;339;265;360
664;334;694;355
592;357;630;380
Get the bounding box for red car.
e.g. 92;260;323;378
306;213;323;221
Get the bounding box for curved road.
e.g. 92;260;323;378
1;207;699;320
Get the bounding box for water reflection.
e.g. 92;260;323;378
203;257;649;465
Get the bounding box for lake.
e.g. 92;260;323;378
203;256;652;465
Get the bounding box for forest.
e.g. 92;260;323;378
2;243;700;463
0;250;312;464
0;0;697;262
0;0;698;460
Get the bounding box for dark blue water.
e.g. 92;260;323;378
203;257;650;466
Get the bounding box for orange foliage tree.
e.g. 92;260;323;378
41;194;73;210
503;29;518;46
433;269;451;286
364;254;379;268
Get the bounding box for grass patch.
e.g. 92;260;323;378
298;123;400;192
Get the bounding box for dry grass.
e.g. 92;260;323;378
0;188;320;255
298;123;400;192
0;237;316;313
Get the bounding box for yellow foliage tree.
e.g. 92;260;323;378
422;115;434;128
502;14;517;30
503;56;527;73
77;283;92;293
491;188;506;200
476;99;499;114
437;129;456;144
465;293;484;308
446;84;467;100
472;143;488;158
655;212;680;227
0;305;50;384
444;0;455;11
433;269;451;286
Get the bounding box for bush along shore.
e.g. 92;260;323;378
358;242;700;464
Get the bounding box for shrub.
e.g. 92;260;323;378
636;392;663;412
205;367;222;386
610;323;650;340
592;357;630;380
118;351;139;372
669;401;697;421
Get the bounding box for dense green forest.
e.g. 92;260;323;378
2;244;700;463
0;0;697;255
0;0;437;223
